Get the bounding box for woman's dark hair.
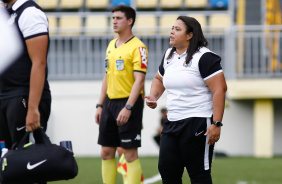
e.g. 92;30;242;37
111;5;136;27
167;16;208;65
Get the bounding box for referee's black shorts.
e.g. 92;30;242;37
98;95;143;148
158;117;214;184
0;96;51;149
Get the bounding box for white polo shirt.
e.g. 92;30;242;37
0;0;51;100
10;0;48;39
158;47;223;121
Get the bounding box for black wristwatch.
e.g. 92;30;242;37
96;104;103;108
125;104;132;110
212;121;223;127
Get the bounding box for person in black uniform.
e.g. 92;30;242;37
146;16;227;184
0;0;51;156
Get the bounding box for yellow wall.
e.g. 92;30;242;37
227;79;282;99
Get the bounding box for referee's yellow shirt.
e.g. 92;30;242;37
105;36;148;99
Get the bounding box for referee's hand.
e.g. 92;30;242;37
95;107;103;125
145;95;157;109
116;107;131;126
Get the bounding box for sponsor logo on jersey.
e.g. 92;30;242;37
139;47;148;69
116;60;124;70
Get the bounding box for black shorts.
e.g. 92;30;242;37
158;117;214;184
98;95;143;148
0;96;51;149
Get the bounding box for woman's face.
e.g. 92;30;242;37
169;19;192;48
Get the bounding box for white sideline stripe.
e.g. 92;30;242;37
144;173;162;184
204;118;211;170
237;181;248;184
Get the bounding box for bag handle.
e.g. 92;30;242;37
16;128;52;150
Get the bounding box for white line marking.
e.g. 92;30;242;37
237;181;260;184
237;182;248;184
144;173;162;184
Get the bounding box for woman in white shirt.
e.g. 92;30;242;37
146;16;227;184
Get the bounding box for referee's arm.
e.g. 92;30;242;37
128;72;146;105
116;71;145;126
95;74;108;125
25;35;48;132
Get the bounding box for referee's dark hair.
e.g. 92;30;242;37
167;16;208;65
112;5;136;28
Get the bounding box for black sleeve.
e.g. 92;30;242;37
158;52;166;76
198;52;222;79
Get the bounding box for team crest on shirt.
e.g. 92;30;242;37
139;47;148;69
183;61;192;68
8;13;17;25
116;60;124;70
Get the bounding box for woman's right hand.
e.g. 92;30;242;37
145;95;157;109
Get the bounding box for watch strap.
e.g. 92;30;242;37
96;104;103;108
212;121;223;127
125;104;132;110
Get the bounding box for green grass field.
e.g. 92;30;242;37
50;156;282;184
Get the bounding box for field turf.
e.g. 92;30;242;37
50;156;282;184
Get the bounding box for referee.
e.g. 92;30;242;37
95;5;148;184
0;2;51;183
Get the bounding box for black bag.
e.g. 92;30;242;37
0;129;78;183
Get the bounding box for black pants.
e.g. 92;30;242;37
98;95;143;148
158;117;214;184
154;134;161;147
0;96;51;184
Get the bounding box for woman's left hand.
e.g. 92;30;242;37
204;125;221;145
145;95;157;109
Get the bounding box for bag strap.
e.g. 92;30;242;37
16;128;52;150
33;128;52;145
13;132;30;150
